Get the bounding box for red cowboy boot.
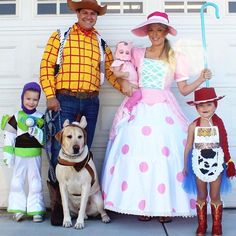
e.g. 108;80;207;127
211;202;223;236
196;201;207;236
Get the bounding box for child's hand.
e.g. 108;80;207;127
226;159;236;178
3;153;15;168
28;127;44;145
28;126;37;136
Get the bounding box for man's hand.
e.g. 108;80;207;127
117;79;138;97
110;64;129;78
46;97;60;111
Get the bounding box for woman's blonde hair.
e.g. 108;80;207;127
162;38;176;71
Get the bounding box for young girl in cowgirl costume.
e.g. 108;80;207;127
183;87;236;236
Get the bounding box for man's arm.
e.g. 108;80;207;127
40;31;61;111
104;45;121;90
39;31;60;100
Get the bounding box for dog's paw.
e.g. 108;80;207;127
84;214;88;220
74;220;85;230
101;214;111;223
63;219;72;228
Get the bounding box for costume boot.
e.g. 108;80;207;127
47;181;63;226
196;201;207;236
211;202;223;236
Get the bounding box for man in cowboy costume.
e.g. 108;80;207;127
40;0;123;224
40;0;121;175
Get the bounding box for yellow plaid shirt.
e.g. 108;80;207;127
40;23;120;99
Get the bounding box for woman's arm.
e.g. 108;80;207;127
177;69;212;96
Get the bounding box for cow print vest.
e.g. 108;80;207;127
192;123;224;182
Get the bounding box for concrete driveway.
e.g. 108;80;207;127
0;209;235;236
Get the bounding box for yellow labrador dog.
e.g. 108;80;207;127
55;117;110;229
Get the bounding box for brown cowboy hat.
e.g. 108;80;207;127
187;87;225;106
67;0;107;16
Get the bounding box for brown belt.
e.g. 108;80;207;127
57;89;99;99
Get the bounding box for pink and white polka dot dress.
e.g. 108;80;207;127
101;48;196;217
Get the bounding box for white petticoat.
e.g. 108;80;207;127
101;101;196;217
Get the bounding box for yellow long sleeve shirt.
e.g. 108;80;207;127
40;23;120;99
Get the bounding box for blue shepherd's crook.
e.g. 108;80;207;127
200;2;220;87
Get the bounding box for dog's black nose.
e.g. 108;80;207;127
73;145;80;154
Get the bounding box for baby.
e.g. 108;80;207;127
111;41;141;114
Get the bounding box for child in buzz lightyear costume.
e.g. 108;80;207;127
1;82;45;222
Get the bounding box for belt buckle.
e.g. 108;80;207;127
76;92;88;99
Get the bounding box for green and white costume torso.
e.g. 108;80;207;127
3;110;45;215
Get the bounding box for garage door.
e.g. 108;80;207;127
0;0;235;208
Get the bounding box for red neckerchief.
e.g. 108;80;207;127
77;24;95;37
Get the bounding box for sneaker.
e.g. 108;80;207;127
13;213;24;222
33;215;44;223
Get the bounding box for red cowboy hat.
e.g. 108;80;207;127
187;87;225;106
67;0;107;16
131;11;177;37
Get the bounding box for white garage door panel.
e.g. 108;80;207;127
222;42;236;80
99;88;124;129
0;42;22;86
222;158;236;208
0;164;12;207
30;39;48;79
206;37;236;87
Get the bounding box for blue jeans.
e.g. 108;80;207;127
49;93;99;180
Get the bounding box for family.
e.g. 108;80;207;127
2;0;235;236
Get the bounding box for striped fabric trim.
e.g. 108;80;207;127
27;211;46;216
3;146;14;154
8;209;26;214
15;147;42;157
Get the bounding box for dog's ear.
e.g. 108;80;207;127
63;119;70;127
55;130;63;144
79;116;87;129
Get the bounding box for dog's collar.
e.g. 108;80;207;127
60;149;81;159
58;152;90;168
58;152;95;186
59;145;88;160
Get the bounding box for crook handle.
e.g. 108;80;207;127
200;2;220;87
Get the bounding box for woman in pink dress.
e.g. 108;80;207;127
101;11;212;222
